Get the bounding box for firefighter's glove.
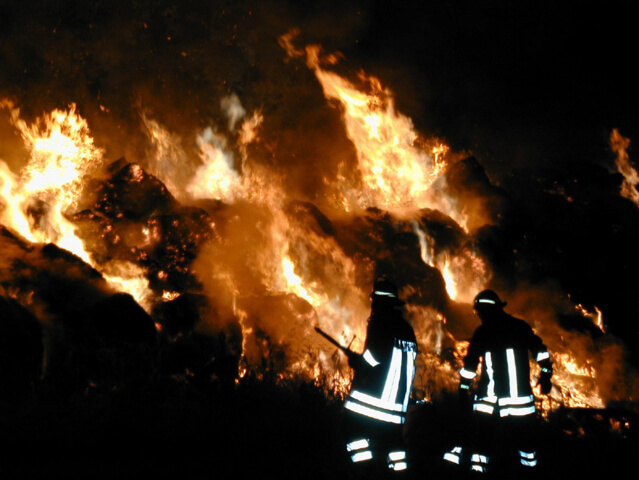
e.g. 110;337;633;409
538;370;553;395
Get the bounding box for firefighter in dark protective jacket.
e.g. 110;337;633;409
443;289;553;475
343;276;418;478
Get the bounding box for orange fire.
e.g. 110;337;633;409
611;129;639;208
0;33;627;414
0;100;153;310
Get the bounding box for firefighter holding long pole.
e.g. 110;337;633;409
317;276;418;478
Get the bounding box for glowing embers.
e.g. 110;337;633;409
549;350;605;410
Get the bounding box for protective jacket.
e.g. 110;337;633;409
459;310;552;417
344;305;418;425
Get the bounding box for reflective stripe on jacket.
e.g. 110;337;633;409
345;311;417;424
460;312;552;417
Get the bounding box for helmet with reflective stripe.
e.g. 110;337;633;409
474;289;507;310
371;276;405;305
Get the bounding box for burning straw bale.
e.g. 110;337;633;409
237;292;317;378
73;158;217;294
0;226;158;391
0;231;112;318
93;157;179;221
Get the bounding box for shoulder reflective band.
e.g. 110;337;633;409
363;349;381;367
540;367;552;374
537;351;550;362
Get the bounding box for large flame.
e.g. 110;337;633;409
0;101;152;310
296;42;449;213
0;33;626;412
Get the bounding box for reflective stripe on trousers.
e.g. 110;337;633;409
346;438;373;463
519;450;538;467
443;446;463;465
472;394;536;417
470;453;489;473
387;451;407;471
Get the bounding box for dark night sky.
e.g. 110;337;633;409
1;0;636;176
345;0;637;179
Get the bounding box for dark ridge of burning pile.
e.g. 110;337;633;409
475;160;639;364
331;208;449;302
74;157;217;295
0;157;241;394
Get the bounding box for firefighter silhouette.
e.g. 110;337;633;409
343;276;418;478
443;289;553;476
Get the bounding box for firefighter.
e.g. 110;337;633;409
343;276;418;478
443;289;553;476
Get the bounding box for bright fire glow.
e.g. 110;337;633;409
0;100;152;310
611;129;639;208
0;34;621;413
303;44;448;212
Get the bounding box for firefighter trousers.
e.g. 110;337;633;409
342;409;409;479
